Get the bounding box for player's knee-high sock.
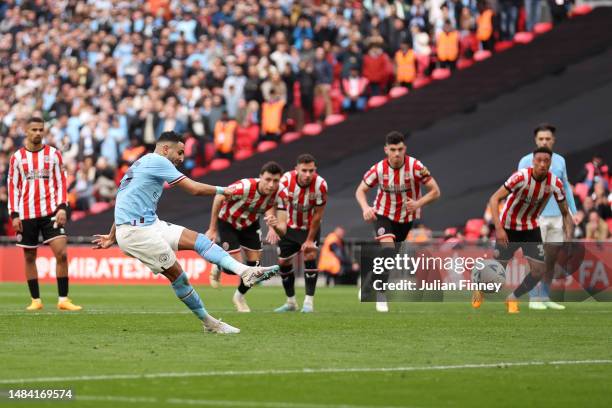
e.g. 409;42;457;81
304;260;318;305
57;277;69;299
194;234;248;275
171;272;207;320
236;261;257;296
27;279;40;299
512;273;541;299
279;264;295;298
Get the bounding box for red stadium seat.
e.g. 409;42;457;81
257;141;278;153
413;76;432;89
607;219;612;235
431;68;451;80
389;86;409;98
473;50;492;62
71;211;87;221
204;143;216;162
571;4;592;16
457;58;473;70
465;218;485;237
234;149;253;161
514;32;534;44
209;158;231;171
281;131;301;143
324;114;345;126
191;167;209;178
302;123;323;136
534;22;552;35
574;183;589;201
494;41;514;53
90;201;111;214
367;95;388;109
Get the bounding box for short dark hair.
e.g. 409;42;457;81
157;131;184;144
296;153;316;165
28;117;44;124
260;161;283;176
385;131;405;146
533;123;556;136
533;146;553;157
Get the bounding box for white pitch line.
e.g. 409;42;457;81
1;359;611;385
77;395;413;408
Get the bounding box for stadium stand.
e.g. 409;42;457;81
0;1;609;239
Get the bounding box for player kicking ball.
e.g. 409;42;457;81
355;131;440;312
92;131;278;333
268;154;328;313
206;162;287;312
472;147;574;313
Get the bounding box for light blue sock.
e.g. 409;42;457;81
194;233;246;274
528;283;541;301
541;281;551;300
171;272;207;320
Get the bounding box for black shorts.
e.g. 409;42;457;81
218;219;262;253
278;227;321;259
374;215;413;242
17;216;67;248
495;228;544;263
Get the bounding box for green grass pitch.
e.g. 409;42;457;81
1;283;611;408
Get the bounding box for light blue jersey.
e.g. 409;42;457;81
115;153;186;226
518;152;577;216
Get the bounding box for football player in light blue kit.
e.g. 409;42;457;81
93;131;278;333
518;124;577;310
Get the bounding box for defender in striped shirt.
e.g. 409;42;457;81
7;117;81;311
356;132;441;243
206;162;287;312
355;131;440;312
271;154;328;313
485;147;573;314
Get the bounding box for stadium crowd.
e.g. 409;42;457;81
0;0;599;234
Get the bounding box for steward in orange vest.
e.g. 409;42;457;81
436;21;460;70
214;111;237;159
394;41;416;88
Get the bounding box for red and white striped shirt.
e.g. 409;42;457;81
219;178;283;230
363;156;432;223
7;146;67;220
500;168;565;231
279;170;328;231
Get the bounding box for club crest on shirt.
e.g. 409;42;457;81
16;234;22;242
377;227;385;235
222;242;230;250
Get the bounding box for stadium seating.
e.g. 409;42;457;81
302;123;323;136
494;41;514;53
256;141;278;153
474;50;492;62
432;68;451;81
281;132;302;144
209;158;231;172
367;95;389;109
534;22;553;35
514;32;535;44
324;114;346;126
389;87;409;98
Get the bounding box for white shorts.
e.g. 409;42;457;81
538;216;564;243
116;219;185;274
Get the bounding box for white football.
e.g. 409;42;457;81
472;259;506;285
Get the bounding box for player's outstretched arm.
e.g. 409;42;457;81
93;223;116;249
176;178;234;197
489;186;510;247
355;181;376;222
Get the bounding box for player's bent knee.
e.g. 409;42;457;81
161;261;184;282
24;249;37;263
